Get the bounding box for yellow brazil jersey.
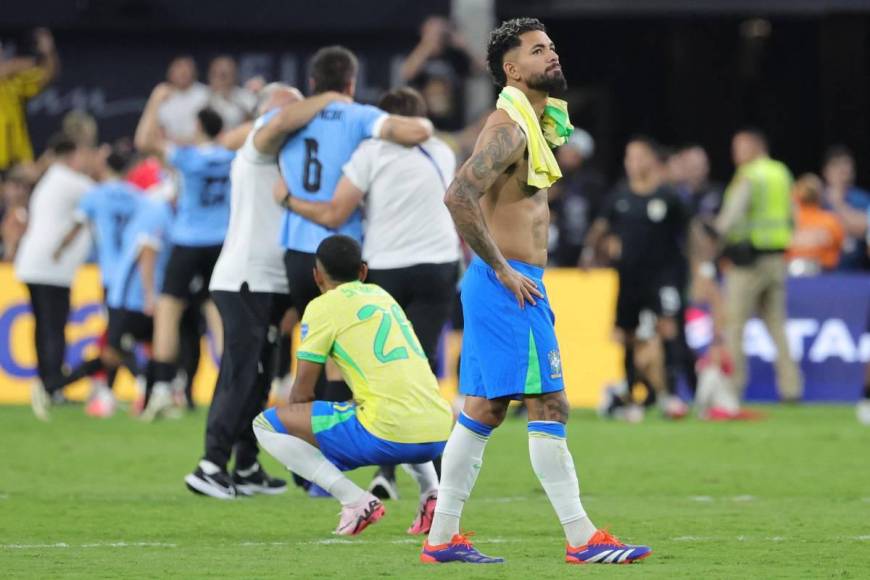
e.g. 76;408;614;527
297;281;453;444
0;67;48;171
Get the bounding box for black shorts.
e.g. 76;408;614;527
283;249;319;316
615;274;683;332
161;244;223;300
107;308;153;352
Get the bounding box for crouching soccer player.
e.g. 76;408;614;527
253;235;452;535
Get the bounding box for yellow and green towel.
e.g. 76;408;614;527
496;85;573;189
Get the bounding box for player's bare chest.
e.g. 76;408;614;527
493;158;539;200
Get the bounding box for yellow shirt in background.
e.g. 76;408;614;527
298;281;453;444
0;67;48;170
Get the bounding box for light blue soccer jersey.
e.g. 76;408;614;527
76;180;143;290
107;198;174;313
278;101;386;253
168;144;235;247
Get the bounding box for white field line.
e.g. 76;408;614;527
1;542;176;549
1;537;524;550
688;495;756;503
6;535;867;551
672;536;870;542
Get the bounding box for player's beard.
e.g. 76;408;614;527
528;68;567;95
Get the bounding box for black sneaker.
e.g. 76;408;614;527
232;463;288;496
185;463;237;500
368;472;400;500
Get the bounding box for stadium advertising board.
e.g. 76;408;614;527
0;265;867;406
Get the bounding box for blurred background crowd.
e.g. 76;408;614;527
3;7;869;274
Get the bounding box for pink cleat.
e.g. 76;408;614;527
334;495;385;536
85;389;116;418
407;493;437;535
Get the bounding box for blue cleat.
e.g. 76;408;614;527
566;529;652;564
420;533;504;564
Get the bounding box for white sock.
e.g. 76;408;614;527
401;462;439;500
199;459;222;476
428;417;492;545
528;422;596;546
253;425;366;506
152;381;172;396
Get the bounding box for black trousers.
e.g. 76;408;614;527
27;283;71;393
205;286;292;471
284;249;351;402
367;262;459;373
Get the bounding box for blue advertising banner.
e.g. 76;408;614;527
686;274;870;402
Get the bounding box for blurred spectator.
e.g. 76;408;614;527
676;145;723;220
206;55;256;130
14;134;96;418
715;128;802;402
0;28;59;175
548;129;607;266
400;16;482;131
0;165;35;260
821;146;870;271
787;173;844;275
62;110;98;147
158;56;210;143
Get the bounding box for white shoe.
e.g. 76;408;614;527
857;400;870;426
141;385;181;422
30;382;51;421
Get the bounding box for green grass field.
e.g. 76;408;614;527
1;404;868;579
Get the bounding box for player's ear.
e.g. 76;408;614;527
359;262;368;283
503;60;519;84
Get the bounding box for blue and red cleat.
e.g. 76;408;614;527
566;529;652;564
420;533;504;564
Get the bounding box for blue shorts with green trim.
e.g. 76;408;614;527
459;257;565;400
311;401;446;471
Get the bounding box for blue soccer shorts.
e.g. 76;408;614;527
264;403;446;471
459;257;565;400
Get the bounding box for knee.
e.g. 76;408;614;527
526;392;570;424
462;399;508;428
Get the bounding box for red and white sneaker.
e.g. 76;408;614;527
407;493;437;535
334;494;385;536
85;389;116;418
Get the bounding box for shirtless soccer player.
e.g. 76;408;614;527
420;18;652;565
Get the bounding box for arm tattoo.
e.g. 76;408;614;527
445;124;525;271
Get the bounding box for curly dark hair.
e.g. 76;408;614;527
486;17;546;88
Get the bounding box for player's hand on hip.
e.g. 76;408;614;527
496;267;543;309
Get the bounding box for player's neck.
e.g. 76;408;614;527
630;175;660;195
509;83;548;117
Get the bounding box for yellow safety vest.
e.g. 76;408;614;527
724;157;793;250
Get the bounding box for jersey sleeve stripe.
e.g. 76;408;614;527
297;351;327;364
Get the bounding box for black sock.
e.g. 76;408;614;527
663;338;680;396
150;361;176;393
119;352;141;379
106;366;118;391
59;358;105;388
